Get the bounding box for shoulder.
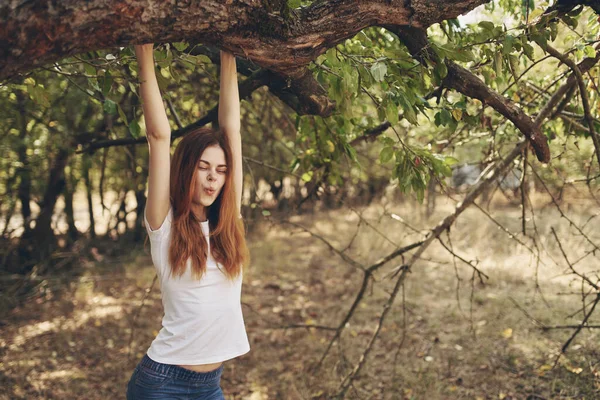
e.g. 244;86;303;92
144;205;174;239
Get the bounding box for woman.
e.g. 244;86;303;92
126;43;250;400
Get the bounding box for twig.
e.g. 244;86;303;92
550;227;599;291
283;220;365;271
521;148;528;235
546;44;600;171
436;237;489;283
335;141;527;398
127;275;158;362
166;96;183;129
530;164;600;253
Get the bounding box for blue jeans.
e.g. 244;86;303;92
126;354;225;399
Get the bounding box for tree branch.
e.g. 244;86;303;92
386;25;551;163
0;0;489;82
545;44;600;172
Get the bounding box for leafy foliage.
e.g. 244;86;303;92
0;1;599;226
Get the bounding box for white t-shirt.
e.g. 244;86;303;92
143;206;250;365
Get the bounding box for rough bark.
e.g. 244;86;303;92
1;0;488;82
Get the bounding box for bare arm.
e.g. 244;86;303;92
218;50;243;215
135;44;171;230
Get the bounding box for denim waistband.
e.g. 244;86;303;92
140;354;223;383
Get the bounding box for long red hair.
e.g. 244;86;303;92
168;127;249;281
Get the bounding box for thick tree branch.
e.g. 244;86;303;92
194;46;335;116
78;67;272;153
0;0;488;82
532;44;600;125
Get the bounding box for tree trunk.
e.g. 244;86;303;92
63;162;79;244
134;187;146;243
81;155;96;241
15;148;69;274
15;91;32;236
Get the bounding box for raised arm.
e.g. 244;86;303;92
135;44;172;230
218;50;243;215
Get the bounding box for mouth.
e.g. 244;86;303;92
203;187;216;196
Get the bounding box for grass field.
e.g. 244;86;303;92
1;191;599;399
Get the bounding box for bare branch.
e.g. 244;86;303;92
546;44;600;171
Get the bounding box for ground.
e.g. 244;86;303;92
1;193;599;399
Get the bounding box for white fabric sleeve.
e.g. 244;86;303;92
144;206;173;240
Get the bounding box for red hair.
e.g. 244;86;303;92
168;127;249;281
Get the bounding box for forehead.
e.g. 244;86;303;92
199;145;226;165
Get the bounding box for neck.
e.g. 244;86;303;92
191;204;207;222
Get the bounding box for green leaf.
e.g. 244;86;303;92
450;48;475;62
439;109;452;126
196;54;212;64
508;54;520;80
301;171;313;182
261;210;272;216
478;21;495;32
83;63;96;76
494;51;503;77
397;92;418;125
154;67;170;92
451;109;463;121
562;15;578;28
502;34;514;56
116;103;128;126
129;119;141;138
343;141;359;164
370;61;388;82
549;22;558;42
169;66;181;83
584;45;597;59
103;99;117;115
173;42;189;51
385;100;399;125
380;146;394;163
523;42;534;61
379;136;395;147
101;71;112;96
444;156;459;166
27;84;50;108
434;60;448;81
530;32;547;50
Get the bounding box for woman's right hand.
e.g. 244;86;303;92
134;43;154;57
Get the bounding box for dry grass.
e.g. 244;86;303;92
1;191;599;399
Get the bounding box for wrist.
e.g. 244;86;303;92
135;45;154;58
220;50;235;60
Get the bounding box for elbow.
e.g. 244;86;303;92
219;123;241;136
147;129;171;141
